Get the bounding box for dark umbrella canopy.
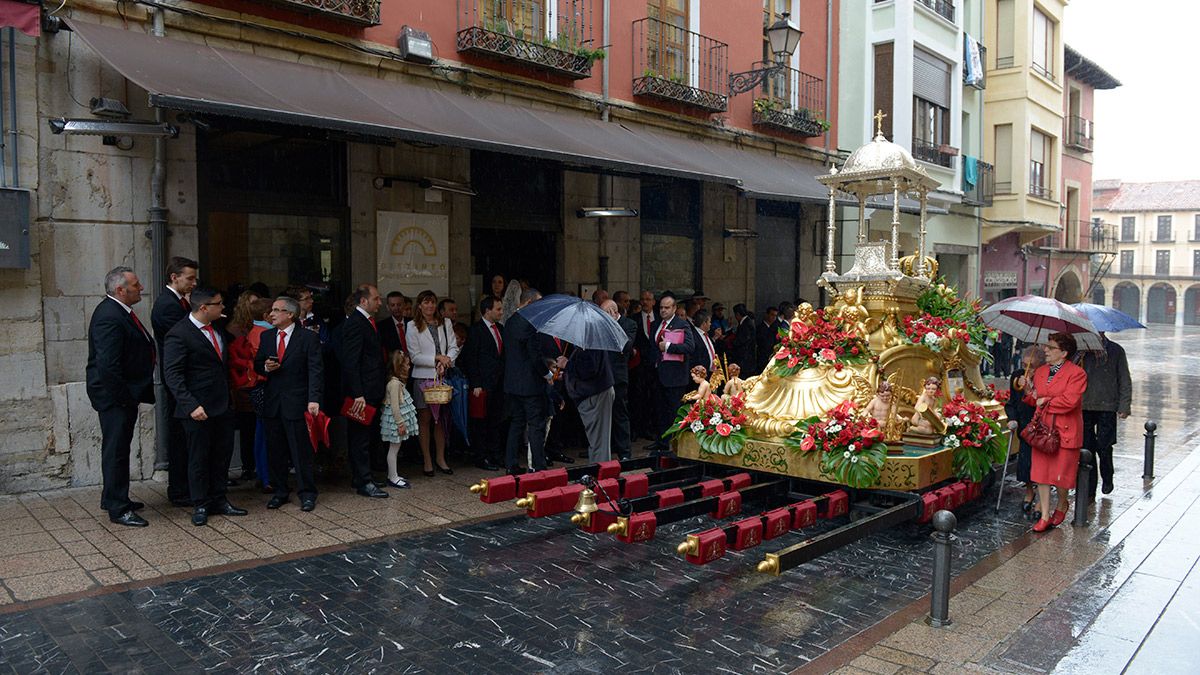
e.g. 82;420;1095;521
518;294;630;351
1071;303;1146;333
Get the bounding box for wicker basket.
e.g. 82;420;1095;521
423;382;453;405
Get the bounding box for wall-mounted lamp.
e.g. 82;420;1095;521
577;207;638;218
728;13;803;96
373;175;476;196
48;118;179;138
398;25;434;64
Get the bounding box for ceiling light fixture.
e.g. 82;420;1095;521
577;207;639;218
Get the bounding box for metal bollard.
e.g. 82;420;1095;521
926;510;956;628
1073;449;1094;527
1143;421;1157;480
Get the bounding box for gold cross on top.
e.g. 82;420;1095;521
874;109;888;137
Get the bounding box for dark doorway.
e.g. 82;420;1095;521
197;119;349;318
1147;284;1176;324
471;228;559;295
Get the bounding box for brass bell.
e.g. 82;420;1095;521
573;487;598;515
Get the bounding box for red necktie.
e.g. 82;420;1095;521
655;320;666;344
491;323;503;354
129;312;155;365
644;314;651;337
396;320;407;352
553;337;563;353
368;317;377;332
277;331;286;361
180;296;190;312
202;325;222;358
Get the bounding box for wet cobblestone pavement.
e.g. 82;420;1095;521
1;326;1196;674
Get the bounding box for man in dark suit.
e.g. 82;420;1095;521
255;296;324;512
380;291;410;356
503;288;555;474
647;291;695;454
565;344;615;464
630;290;658;441
689;309;718;379
86;267;156;527
461;296;506;471
150;256;198;506
162;287;248;527
755;306;780;374
729;304;756;374
335;285;389;498
601;299;636;461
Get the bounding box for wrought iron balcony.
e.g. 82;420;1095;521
456;0;601;80
750;65;825;137
1028;183;1054;201
917;0;955;22
912;138;956;169
962;158;993;206
1065;115;1094;151
633;17;728;113
257;0;380;26
1045;221;1117;253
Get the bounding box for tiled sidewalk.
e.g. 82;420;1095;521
0;464;512;606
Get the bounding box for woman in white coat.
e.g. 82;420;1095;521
406;290;460;476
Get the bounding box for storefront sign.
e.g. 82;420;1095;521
377;211;449;296
983;271;1018;288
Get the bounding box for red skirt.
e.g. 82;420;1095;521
1030;446;1080;489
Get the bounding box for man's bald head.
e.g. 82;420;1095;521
601;299;619;320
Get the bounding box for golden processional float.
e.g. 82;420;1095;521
468;126;1012;576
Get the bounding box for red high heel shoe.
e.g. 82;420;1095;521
1032;517;1054;532
1050;509;1068;526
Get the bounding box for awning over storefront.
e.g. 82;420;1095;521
65;19;833;201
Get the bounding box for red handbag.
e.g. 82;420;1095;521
1020;408;1060;455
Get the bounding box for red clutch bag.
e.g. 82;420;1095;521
340;397;377;425
468;390;488;419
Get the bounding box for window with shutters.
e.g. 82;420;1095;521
1156;215;1173;242
873;42;894;140
1121;216;1136;242
994;123;1012;193
1156;250;1171;276
1119;251;1133;275
912;48;953;167
995;0;1014;67
1194;250;1200;276
1032;6;1055;81
1029;129;1052;200
1193;214;1200;241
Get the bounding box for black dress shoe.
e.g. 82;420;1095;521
423;469;435;477
267;496;289;509
548;452;575;464
130;501;145;511
212;502;248;516
474;460;502;471
507;466;526;476
356;484;390;498
436;464;454;476
109;511;148;527
300;498;316;512
1102;480;1114;494
191;507;208;527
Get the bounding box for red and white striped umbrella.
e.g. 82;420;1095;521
980;295;1102;351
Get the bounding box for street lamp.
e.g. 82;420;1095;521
728;12;803;96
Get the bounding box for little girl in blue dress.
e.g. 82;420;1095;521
382;350;418;488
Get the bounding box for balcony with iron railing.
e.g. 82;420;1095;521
1046;221;1118;252
1153;230;1175;243
751;65;826;137
1065;115;1094;152
963;43;986;90
962;158;994;206
916;0;955;22
456;0;601;80
259;0;380;25
912;137;957;169
633;16;729;113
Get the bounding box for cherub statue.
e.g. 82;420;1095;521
865;381;901;430
683;365;713;403
909;376;945;435
723;362;745;401
834;286;870;337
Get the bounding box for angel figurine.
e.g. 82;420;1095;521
722;362;746;401
683;365;714;404
834;286;870;337
865;381;900;429
909;377;945;435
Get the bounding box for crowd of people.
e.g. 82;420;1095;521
85;257;1132;534
87;258;808;528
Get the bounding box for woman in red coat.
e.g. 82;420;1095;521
1024;332;1088;532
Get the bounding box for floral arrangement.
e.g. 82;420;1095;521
664;393;749;456
785;401;888;488
916;281;998;360
941;394;1007;482
985;383;1011;404
901;313;972;352
771;309;871;377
